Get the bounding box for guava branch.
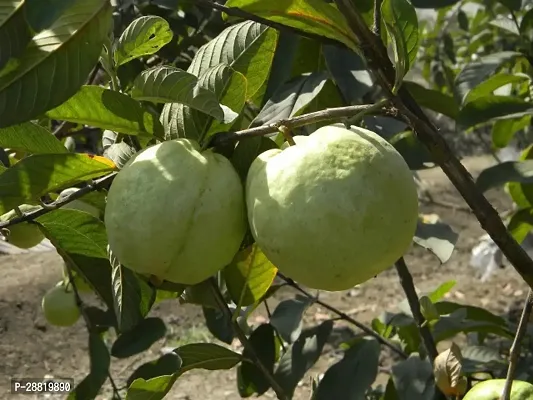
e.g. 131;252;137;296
332;0;533;291
210;103;397;145
278;273;408;359
208;278;288;400
501;289;533;400
0;172;117;229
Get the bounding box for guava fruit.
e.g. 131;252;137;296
62;263;93;293
0;205;44;249
246;125;419;292
41;283;81;327
104;139;247;285
463;379;533;400
58;188;101;218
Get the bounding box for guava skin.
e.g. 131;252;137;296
104;139;247;285
463;379;533;400
246;125;419;292
0;205;44;249
41;283;81;327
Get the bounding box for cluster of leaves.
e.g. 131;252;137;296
1;0;533;399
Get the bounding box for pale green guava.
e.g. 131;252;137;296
58;188;101;218
104;139;247;285
41;283;81;327
0;205;44;249
62;263;93;293
463;379;533;400
246;125;419;292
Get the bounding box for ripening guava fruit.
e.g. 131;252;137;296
41;283;81;327
246;125;419;292
463;379;533;400
0;205;44;249
104;139;247;285
58;188;101;218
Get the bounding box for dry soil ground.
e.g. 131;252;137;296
1;153;531;400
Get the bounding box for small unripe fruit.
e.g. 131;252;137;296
41;283;81;327
246;125;419;291
104;139;246;285
463;379;533;400
0;205;44;249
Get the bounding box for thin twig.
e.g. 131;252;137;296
209;279;288;400
372;0;382;37
395;258;438;362
500;289;533;400
333;0;533;291
0;173;117;228
61;256;121;399
395;258;448;400
278;274;407;359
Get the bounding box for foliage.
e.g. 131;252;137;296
2;0;533;399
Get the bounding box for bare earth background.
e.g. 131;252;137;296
1;150;531;400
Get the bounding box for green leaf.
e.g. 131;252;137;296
46;85;163;138
223;244;278;308
322;44;373;104
461;345;506;374
315;337;380;399
252;72;329;126
67;333;110;400
0;153;115;214
432;308;513;342
0;1;32;69
492;116;531;149
508;208;533;243
126;375;179;400
104;141;137;170
381;0;419;91
111;317;167;359
490;15;520;36
476;160;533;192
496;0;521;11
36;209;114;310
161;64;247;142
126;353;182;388
465;73;529;104
391;355;435;400
428;281;457;303
237;324;278;397
274;320;334;398
203;306;235;345
0;122;67;154
454;51;524;104
403;81;458;119
270;297;312;344
457;96;533;128
24;0;77;32
0;0;112;129
188;21;278;101
224;0;358;52
131;66;229;121
114;16;173;67
413;219;458;264
110;256;156;333
174;343;242;374
389;130;433;171
435;301;509;328
409;0;460;7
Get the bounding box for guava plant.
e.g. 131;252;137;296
2;0;533;399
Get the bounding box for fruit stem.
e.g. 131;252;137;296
500;289;533;400
278;125;296;146
209;278;289;400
